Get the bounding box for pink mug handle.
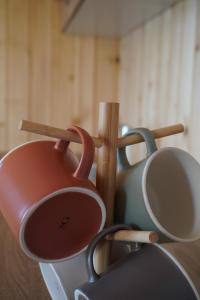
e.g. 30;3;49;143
54;126;94;180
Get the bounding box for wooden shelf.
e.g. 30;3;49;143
62;0;181;38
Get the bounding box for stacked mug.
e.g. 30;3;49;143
115;127;200;243
1;125;200;299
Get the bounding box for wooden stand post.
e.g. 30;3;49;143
18;101;185;273
94;102;119;273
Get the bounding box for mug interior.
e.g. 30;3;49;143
143;147;200;242
20;188;105;262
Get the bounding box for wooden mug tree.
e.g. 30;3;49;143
19;101;184;273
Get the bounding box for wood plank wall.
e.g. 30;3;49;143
0;0;119;153
119;0;200;164
0;0;118;298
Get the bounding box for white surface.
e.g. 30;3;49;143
65;0;181;37
40;252;87;300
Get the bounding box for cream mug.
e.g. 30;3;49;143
115;127;200;242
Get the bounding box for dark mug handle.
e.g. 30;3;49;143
87;224;132;283
118;127;157;170
54;126;95;180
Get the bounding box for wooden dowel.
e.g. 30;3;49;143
117;123;184;148
18;120;102;148
106;230;158;244
94;102;119;274
19;120;184;148
96;103;119;226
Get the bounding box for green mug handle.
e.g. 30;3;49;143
118;127;157;170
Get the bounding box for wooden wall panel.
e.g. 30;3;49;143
0;0;7;151
7;0;29;148
0;0;119;298
189;0;200;159
119;0;198;163
0;0;119;151
28;0;52;141
48;0;75;132
93;38;119;134
71;36;95;133
0;213;50;300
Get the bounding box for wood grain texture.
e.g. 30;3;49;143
119;0;198;163
118;123;184;148
96;102;119;225
19;119;184;149
189;0;200;159
7;0;29;148
163;240;200;296
0;212;50;300
19;119;102;148
0;0;7;150
94;102;119;274
106;230;158;244
28;0;52;140
0;0;118;298
0;0;119;152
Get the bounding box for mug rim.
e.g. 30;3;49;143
142;146;200;242
74;289;89;300
19;187;106;263
39;262;68;299
155;243;200;300
39;251;87;300
0;139;56;163
74;243;200;300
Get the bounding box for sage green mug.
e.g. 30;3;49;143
115;128;200;242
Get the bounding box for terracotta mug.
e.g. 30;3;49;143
0;126;106;262
115;127;200;242
75;225;199;300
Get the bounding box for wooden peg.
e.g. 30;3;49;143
118;123;184;148
106;230;158;244
19;120;184;149
19;120;102;147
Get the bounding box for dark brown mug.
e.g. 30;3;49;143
75;225;199;300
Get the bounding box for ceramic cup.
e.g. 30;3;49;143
162;240;200;297
115;127;200;242
0;126;106;262
74;225;199;300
